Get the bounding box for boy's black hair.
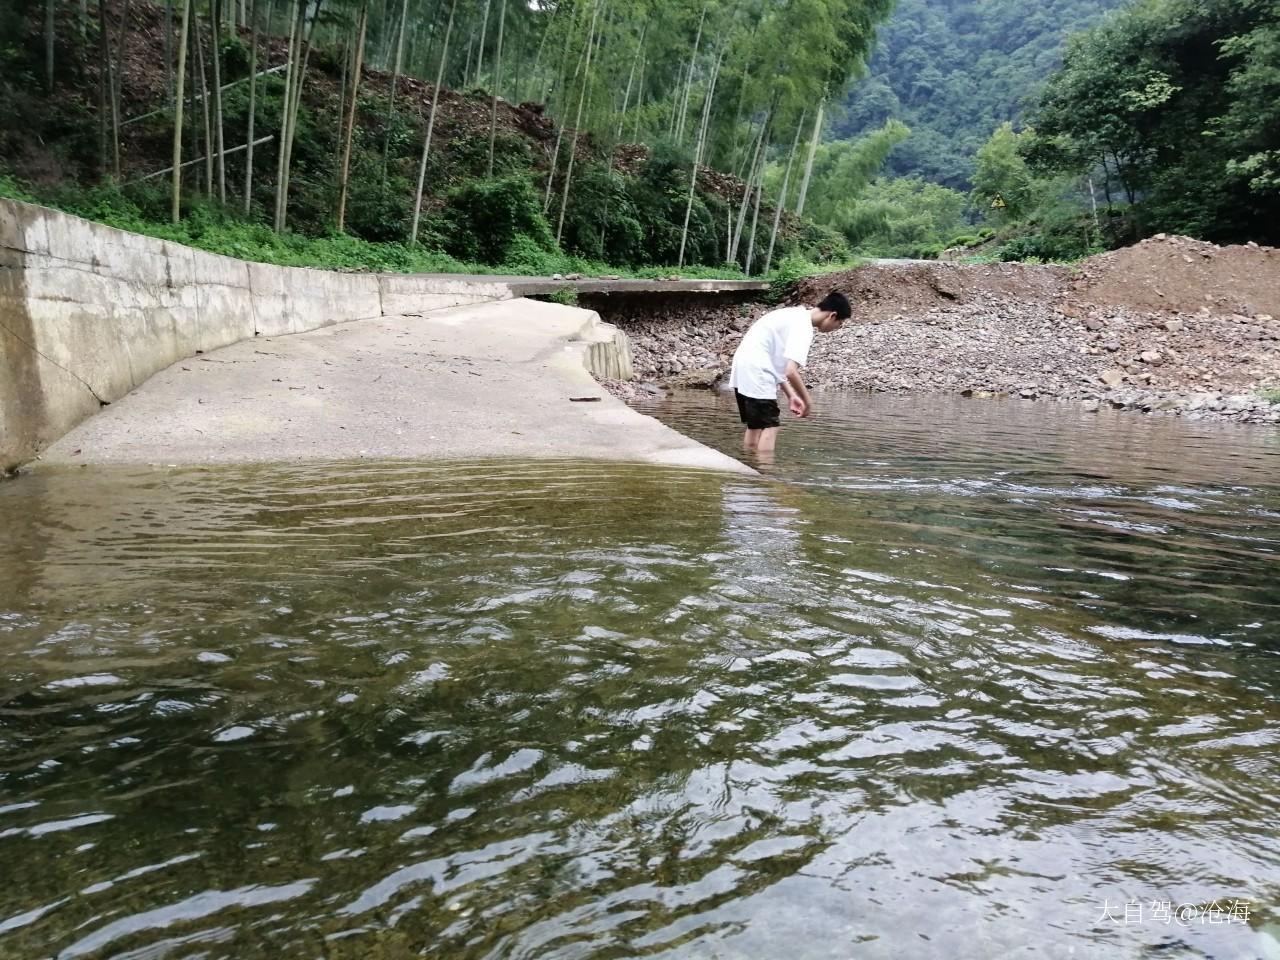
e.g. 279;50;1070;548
817;291;852;320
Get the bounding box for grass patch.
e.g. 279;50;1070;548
0;173;857;285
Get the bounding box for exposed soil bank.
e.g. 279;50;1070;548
596;235;1280;426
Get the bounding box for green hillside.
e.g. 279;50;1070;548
838;0;1131;188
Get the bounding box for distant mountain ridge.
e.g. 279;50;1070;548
838;0;1132;188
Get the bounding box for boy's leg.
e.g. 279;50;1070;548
736;391;780;453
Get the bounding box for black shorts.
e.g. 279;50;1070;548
735;390;780;430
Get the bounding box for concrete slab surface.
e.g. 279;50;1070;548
34;299;751;474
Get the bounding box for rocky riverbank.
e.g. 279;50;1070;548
597;236;1280;425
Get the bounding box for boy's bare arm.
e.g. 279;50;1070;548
785;360;812;416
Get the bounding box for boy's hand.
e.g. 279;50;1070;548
789;394;808;417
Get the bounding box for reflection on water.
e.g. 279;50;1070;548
1;395;1278;959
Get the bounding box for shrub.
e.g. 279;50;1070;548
766;255;817;303
623;144;723;266
996;232;1084;263
446;133;533;180
559;164;645;265
794;222;853;264
0;172;37;202
342;159;413;243
502;232;564;274
219;36;251;80
440;174;555;264
547;286;578;306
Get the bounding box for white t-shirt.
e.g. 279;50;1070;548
729;306;814;399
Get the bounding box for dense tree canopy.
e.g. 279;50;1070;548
837;0;1128;187
1026;0;1280;244
1;0;903;272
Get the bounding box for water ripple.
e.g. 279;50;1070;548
0;403;1277;958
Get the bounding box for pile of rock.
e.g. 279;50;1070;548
802;294;1280;424
1071;234;1280;319
1095;388;1280;424
594;239;1280;426
596;298;760;387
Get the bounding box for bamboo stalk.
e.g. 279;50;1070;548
276;0;322;231
336;0;368;231
210;0;227;203
474;0;491;87
675;5;705;145
336;13;349;159
410;0;456;244
764;110;805;275
794;98;823;216
143;135;274;182
194;13;212;193
380;0;410;184
631;52;644;142
171;0;192;221
164;0;173;105
745;148;765;274
615;23;645;140
109;0;131;178
243;0;260;214
543;5;593;213
486;0;507;177
525;0;560;105
730;116;766;263
555;2;601;245
96;0;109;175
45;0;55;92
273;0;302;229
678;44;724;267
123;64;286;127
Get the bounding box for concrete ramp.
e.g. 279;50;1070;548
34;299;749;474
2;198;748;474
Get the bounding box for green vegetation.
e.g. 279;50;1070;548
0;173;753;278
10;0;1270;274
834;0;1279;264
846;176;972;259
838;0;1130;188
792;0;1136;262
910;0;1280;263
1025;0;1280;246
545;286;579;307
0;0;905;280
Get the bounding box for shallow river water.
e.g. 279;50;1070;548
1;393;1278;959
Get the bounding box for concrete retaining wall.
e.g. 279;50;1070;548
583;326;635;381
0;199;505;472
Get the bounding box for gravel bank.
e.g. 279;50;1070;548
598;236;1280;425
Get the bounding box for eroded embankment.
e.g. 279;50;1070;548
594;236;1280;425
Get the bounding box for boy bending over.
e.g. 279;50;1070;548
728;292;851;454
